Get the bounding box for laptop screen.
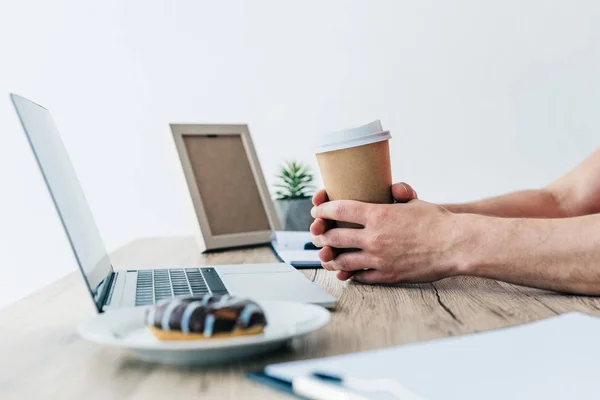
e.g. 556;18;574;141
11;94;113;312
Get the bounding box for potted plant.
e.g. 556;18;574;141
273;161;316;231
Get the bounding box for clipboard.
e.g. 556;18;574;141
248;312;600;400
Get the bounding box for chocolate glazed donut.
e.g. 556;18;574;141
145;294;268;340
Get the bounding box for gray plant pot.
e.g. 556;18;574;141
275;198;314;231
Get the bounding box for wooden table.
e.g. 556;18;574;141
2;237;600;400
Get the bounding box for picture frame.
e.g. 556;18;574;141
170;124;282;252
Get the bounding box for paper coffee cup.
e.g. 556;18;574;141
314;120;393;229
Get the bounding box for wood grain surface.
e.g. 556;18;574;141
1;237;599;400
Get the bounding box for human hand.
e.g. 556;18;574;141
310;182;418;235
310;182;418;280
310;187;464;284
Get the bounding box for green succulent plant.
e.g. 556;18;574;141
274;161;316;200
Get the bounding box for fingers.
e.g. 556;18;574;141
312;228;365;250
351;269;389;284
318;246;335;263
310;218;328;236
321;251;373;272
316;249;363;281
391;182;418;203
336;271;355;281
319;256;355;280
311;190;335;237
311;200;369;225
312;189;328;206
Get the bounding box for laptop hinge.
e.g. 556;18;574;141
100;271;117;311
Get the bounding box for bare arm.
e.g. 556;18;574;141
310;148;600;294
310;196;600;295
443;148;600;218
459;212;600;295
443;189;565;218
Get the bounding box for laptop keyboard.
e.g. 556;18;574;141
135;268;228;306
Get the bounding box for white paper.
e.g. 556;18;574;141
272;231;314;250
266;312;600;400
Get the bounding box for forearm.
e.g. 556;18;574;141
454;213;600;295
443;189;567;218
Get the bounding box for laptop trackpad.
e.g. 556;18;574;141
214;263;291;274
217;265;334;304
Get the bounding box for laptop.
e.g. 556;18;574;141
11;94;336;312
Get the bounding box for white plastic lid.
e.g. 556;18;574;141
313;120;391;153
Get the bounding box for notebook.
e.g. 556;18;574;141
271;231;322;268
249;312;600;399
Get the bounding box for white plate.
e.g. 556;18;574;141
77;300;330;365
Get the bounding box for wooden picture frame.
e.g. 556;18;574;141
171;124;282;252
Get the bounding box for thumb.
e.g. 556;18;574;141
391;182;418;203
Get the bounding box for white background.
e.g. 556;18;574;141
1;0;599;309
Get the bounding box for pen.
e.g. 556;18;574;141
292;375;370;400
300;372;428;400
